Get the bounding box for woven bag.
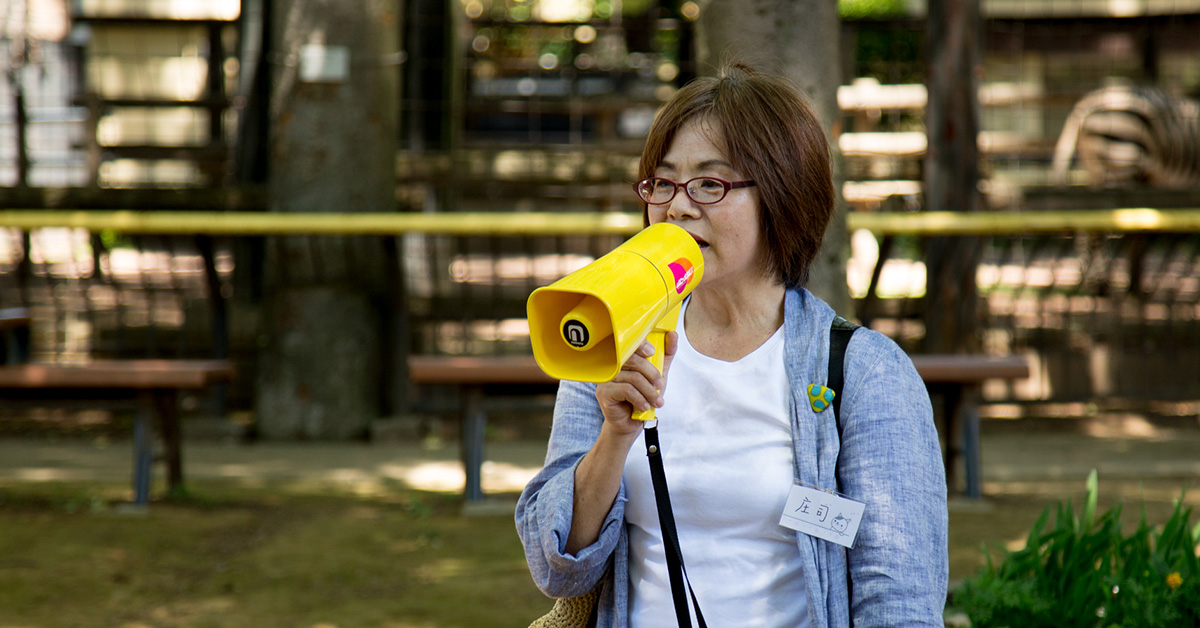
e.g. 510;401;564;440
528;588;599;628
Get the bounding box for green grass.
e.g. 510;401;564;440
1;462;1195;627
0;481;549;628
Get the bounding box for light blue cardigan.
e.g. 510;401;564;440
515;289;948;627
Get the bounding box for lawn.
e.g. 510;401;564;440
0;430;1195;628
0;481;548;628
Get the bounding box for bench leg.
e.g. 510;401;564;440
932;384;962;494
962;393;982;499
133;392;155;506
155;390;185;496
935;383;983;499
461;387;486;503
133;390;185;504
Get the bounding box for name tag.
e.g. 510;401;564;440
779;482;866;549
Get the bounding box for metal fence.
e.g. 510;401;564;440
4;219;1200;417
857;229;1200;411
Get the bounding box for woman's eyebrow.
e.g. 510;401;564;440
657;158;734;172
697;158;734;170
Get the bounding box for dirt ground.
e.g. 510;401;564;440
0;411;1197;587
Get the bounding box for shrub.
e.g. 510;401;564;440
954;471;1200;627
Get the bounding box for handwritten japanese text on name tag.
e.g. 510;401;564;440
779;483;866;549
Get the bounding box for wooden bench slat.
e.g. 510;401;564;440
911;355;1030;383
407;355;554;386
407;354;1030;386
0;360;235;390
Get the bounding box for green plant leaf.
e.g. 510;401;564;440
957;473;1199;628
1083;469;1098;528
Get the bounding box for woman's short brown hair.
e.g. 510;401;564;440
638;62;835;289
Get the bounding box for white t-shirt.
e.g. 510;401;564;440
623;301;810;628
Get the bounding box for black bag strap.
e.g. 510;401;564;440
645;425;707;628
828;315;859;427
828;314;860;626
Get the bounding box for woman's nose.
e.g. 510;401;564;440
665;189;701;221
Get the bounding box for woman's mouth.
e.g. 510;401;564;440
689;233;709;250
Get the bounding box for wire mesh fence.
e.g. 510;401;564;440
4;224;1200;418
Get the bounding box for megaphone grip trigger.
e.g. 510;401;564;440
632;407;657;422
630;328;667;422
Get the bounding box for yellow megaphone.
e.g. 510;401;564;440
527;222;704;420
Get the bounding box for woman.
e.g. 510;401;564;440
516;62;947;628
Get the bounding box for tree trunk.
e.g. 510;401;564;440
257;0;399;439
922;0;983;354
692;0;852;316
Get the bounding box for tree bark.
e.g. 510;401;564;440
923;0;983;354
692;0;852;316
258;0;399;439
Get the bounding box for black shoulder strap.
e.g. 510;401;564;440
828;315;860;626
645;425;707;628
828;315;859;426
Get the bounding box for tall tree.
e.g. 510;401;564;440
257;0;399;439
923;0;982;354
691;0;852;316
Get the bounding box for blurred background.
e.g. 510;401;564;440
3;0;1200;440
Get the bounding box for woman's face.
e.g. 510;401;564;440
647;118;768;291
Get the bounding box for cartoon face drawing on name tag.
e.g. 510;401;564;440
781;483;866;549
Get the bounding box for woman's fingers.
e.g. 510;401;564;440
595;339;666;422
626;339;666;391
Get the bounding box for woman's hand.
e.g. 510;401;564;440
594;331;679;437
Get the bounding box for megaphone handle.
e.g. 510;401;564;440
630;300;683;422
630;328;667;422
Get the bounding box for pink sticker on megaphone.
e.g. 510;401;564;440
668;258;695;294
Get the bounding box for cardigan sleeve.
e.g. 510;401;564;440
837;332;949;627
515;379;626;598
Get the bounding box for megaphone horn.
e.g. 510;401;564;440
527;223;705;419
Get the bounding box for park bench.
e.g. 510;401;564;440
0;359;235;506
408;353;1030;503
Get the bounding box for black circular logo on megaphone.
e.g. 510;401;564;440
563;320;590;348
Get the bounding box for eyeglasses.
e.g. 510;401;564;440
633;177;756;205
